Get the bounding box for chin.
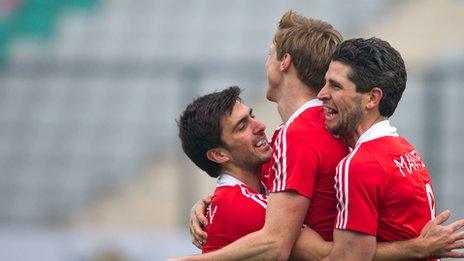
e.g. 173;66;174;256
265;85;278;102
266;91;276;102
326;125;341;136
257;154;272;164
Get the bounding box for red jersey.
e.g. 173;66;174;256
261;99;348;241
335;120;436;245
202;174;267;253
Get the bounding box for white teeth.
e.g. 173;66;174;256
324;107;337;115
256;139;268;147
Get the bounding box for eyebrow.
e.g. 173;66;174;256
328;79;342;88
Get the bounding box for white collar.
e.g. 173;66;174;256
286;99;322;124
356;120;399;146
217;173;244;187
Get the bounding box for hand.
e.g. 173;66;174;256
419;210;464;258
189;195;212;249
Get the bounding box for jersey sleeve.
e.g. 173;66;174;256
202;186;266;253
227;185;267;239
269;124;320;199
334;148;385;236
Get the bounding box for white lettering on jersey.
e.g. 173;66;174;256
207;204;218;224
425;183;436;219
393;150;426;176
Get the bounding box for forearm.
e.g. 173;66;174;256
186;229;283;260
198;192;309;260
323;229;376;261
375;239;425;261
290;228;332;261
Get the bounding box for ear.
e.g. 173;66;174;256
280;53;292;72
206;148;230;164
365;87;383;110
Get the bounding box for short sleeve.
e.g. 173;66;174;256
334;149;384;236
270;125;320;199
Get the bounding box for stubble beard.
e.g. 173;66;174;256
329;100;364;140
232;150;268;174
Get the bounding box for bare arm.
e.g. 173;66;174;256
323;229;376;261
189;195;212;249
290;228;332;261
289;210;464;261
375;210;464;260
291;228;375;261
181;191;310;260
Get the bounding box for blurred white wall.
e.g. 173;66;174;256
0;0;463;259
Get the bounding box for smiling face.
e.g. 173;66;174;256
317;61;366;137
220;101;272;170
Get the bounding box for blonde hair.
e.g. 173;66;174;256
274;10;343;92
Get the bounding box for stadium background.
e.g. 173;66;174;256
0;0;463;260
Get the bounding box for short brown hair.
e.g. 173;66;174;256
274;10;342;93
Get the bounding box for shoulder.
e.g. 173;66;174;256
210;185;242;209
214;185;267;211
234;184;268;210
283;114;321;146
341;145;385;182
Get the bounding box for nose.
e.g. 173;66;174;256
265;57;270;72
317;83;329;101
252;118;266;134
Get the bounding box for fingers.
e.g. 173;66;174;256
450;219;464;232
203;195;213;204
189;218;202;249
193;221;208;242
451;231;464;242
195;204;209;227
443;250;464;258
434;210;451;225
420;210;450;235
189;226;203;249
188;197;210;249
190;216;207;249
190;210;208;240
188;195;212;249
445;240;464;251
191;238;203;249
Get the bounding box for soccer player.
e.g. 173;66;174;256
185;11;464;261
184;11;348;260
317;37;463;260
178;86;272;252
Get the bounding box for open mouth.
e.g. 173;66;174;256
324;106;338;120
255;137;270;150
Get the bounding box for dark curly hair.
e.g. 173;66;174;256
177;86;241;177
332;37;407;117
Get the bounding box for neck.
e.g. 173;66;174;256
344;114;388;148
276;78;317;122
222;165;262;193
